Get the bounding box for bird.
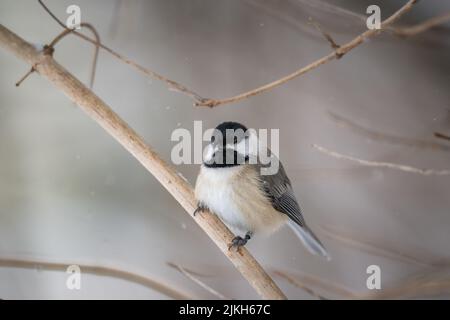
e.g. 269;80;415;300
194;121;330;259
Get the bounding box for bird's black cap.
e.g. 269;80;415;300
215;121;248;133
212;122;248;145
204;122;249;168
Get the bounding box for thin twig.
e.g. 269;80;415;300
39;0;450;109
275;268;450;300
312;144;450;176
435;132;450;141
294;0;374;26
38;0;207;103
296;0;450;37
195;0;419;107
273;270;355;299
243;0;325;40
273;271;329;299
16;21;100;89
15;67;35;86
308;17;341;50
0;256;192;299
168;262;228;299
16;22;100;90
358;267;450;299
0;24;286;300
319;224;449;268
48;22;100;89
328;111;450;152
394;12;450;37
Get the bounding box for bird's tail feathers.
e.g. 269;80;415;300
288;221;331;260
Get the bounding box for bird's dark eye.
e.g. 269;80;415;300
233;136;238;144
211;135;215;143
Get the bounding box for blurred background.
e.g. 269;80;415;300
0;0;450;299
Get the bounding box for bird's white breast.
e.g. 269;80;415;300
195;165;246;233
194;164;286;236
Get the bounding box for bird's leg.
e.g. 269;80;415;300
193;202;208;216
228;231;253;251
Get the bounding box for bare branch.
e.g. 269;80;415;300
294;0;370;25
195;0;419;107
319;224;449;268
196;50;338;107
0;24;286;300
48;23;100;89
308;17;341;51
312;144;450;176
38;0;449;109
435;132;450;142
15;67;35;86
358;268;450;299
273;271;329;299
0;256;192;299
273;270;355;299
16;22;102;90
394;12;450;37
296;0;450;37
38;0;207;103
328;111;450;152
168;262;228;299
196;1;450;107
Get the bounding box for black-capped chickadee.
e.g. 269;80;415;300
194;122;330;260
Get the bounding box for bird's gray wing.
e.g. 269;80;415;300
255;157;330;259
257;160;305;227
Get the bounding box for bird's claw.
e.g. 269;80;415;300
193;203;207;216
228;236;248;251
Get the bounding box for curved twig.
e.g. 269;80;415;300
38;0;206;103
0;256;192;299
48;22;100;89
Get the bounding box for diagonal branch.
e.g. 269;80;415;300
435;132;450;142
273;270;331;300
38;0;450;109
0;24;286;300
319;224;448;268
195;0;419;107
274;271;353;300
168;262;229;299
295;0;450;37
308;17;341;51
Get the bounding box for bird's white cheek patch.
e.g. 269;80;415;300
230;134;259;158
203;144;218;162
